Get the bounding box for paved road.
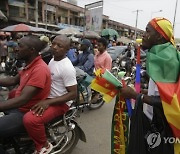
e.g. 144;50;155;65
72;98;116;154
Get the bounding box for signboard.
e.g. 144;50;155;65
85;1;103;32
45;4;56;12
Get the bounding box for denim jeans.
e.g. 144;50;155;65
0;109;25;138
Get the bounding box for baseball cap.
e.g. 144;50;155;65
81;39;91;47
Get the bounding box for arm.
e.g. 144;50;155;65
72;53;79;65
31;85;77;116
119;86;161;106
0;85;41;111
69;49;78;64
78;54;94;72
0;74;20;87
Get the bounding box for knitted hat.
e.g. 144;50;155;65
40;35;49;43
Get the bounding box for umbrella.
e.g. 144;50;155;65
1;23;51;33
56;27;82;36
75;31;100;39
0;10;7;21
101;28;119;37
82;31;100;39
117;36;132;44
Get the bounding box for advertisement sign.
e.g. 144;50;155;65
85;1;103;32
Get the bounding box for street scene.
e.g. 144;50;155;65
0;0;180;154
73;99;115;154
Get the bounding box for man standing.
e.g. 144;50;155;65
120;17;180;153
23;35;77;154
0;35;51;152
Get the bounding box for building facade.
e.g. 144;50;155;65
0;0;144;39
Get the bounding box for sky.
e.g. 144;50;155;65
75;0;180;38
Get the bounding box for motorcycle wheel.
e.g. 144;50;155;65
51;125;80;154
87;93;105;110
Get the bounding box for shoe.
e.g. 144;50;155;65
33;142;53;154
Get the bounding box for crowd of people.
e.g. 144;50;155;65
0;16;179;154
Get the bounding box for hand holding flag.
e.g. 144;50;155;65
90;69;122;102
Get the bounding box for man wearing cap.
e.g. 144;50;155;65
40;35;52;64
120;17;180;153
73;39;94;76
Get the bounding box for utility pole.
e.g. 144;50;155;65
133;9;142;40
35;0;38;27
173;0;178;29
45;0;48;29
25;0;29;22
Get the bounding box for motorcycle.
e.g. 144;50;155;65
3;49;52;77
4;58;25;76
0;103;86;154
76;73;105;110
111;55;134;79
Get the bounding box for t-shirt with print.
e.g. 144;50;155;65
17;56;51;113
48;57;77;106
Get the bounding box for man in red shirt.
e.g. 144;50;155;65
0;35;51;150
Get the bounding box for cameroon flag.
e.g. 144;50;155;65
146;42;180;153
90;69;122;102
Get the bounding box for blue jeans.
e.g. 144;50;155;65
0;109;25;138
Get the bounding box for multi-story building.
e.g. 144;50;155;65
0;0;144;39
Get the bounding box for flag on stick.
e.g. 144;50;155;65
90;69;122;102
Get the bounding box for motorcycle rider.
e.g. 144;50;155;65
66;39;78;64
73;39;94;76
39;35;52;65
23;35;77;154
125;43;135;60
119;43;135;76
39;36;50;54
92;37;112;103
0;35;51;153
94;37;112;71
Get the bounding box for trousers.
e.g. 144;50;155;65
23;103;69;151
0;109;25;153
0;109;25;137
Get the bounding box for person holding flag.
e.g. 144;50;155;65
120;17;180;154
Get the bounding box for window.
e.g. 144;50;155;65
65;17;68;24
58;16;61;23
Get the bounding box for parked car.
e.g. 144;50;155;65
107;46;147;61
107;46;127;61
